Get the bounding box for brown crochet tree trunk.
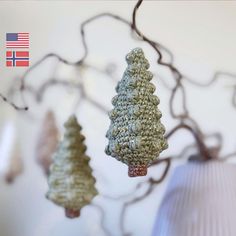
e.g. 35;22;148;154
65;208;80;218
128;165;147;177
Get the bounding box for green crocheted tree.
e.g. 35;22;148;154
46;115;98;218
105;48;168;177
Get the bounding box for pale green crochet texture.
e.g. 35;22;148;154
105;48;168;167
46;115;98;212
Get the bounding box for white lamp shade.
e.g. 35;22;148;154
152;160;236;236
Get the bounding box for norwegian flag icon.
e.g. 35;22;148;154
6;51;29;67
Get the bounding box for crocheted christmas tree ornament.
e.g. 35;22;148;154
46;115;98;218
36;110;59;175
5;143;23;184
105;48;168;177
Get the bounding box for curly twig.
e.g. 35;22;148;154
0;93;28;111
90;203;112;236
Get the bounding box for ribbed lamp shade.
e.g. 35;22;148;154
152;160;236;236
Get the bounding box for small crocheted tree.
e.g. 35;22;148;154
36;110;59;175
5;143;23;184
46;115;98;218
105;48;168;177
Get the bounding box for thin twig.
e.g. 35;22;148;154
90;203;112;236
120;157;171;236
0;93;28;111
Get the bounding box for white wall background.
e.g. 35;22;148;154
0;1;236;236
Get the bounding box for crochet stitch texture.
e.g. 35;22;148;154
105;48;168;177
46;115;98;218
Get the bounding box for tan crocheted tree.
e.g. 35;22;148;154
36;110;59;175
5;143;23;184
105;48;168;177
46;115;98;218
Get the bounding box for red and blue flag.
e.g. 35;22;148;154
6;33;29;48
6;51;29;67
